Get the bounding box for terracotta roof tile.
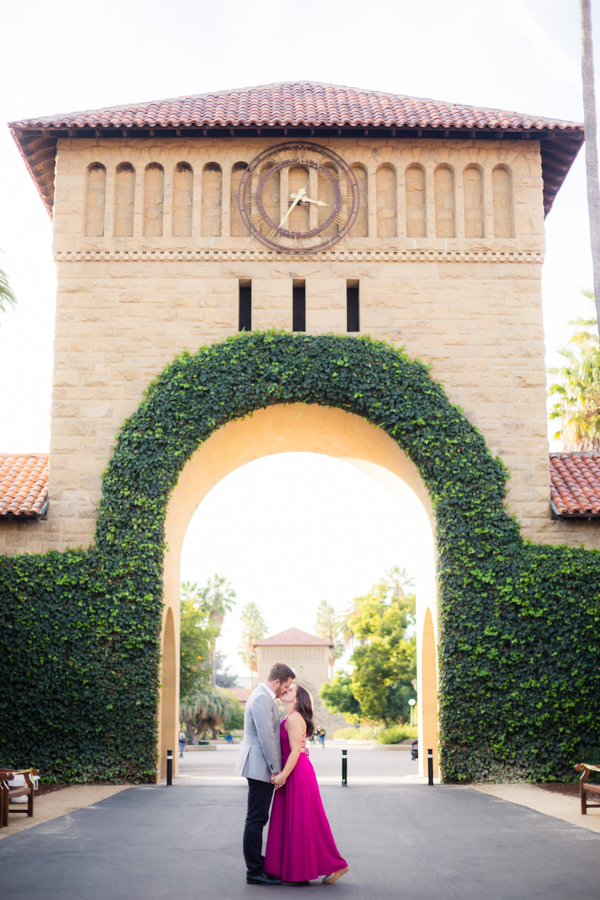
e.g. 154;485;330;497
1;450;596;523
550;452;600;517
254;627;333;647
9;82;583;219
11;82;583;132
0;454;49;517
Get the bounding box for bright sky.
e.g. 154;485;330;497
1;0;598;675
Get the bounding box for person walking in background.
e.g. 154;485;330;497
234;663;295;886
318;727;326;748
265;684;349;885
179;728;186;759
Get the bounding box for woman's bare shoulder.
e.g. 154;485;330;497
285;711;306;734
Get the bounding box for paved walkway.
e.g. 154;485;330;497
1;784;599;899
177;742;422;784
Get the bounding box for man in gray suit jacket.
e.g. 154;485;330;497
234;662;295;885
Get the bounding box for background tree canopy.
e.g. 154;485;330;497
179;576;243;741
239;601;267;687
548;290;600;450
0;259;16;321
179;583;219;703
321;574;417;725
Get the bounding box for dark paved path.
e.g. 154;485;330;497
1;785;599;900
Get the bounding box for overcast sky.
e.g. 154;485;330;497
0;0;598;675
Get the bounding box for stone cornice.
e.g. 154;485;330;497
54;248;543;264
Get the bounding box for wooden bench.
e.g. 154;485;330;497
0;769;38;828
574;763;600;815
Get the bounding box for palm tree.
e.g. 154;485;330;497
181;576;236;686
315;600;344;679
202;574;237;629
580;0;600;333
239;602;267;687
0;264;16;321
337;597;362;649
548;292;600;449
180;687;243;742
384;565;414;599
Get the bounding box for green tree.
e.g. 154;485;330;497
201;574;237;629
337;597;362;649
384;565;414;599
0;264;16;321
320;671;361;722
180;687;244;742
323;578;416;725
239;602;267;687
321;671;416;725
179;587;219;703
548;291;600;450
182;575;237;686
315;599;344;678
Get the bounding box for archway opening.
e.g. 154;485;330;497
159;403;438;780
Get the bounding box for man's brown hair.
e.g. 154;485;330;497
267;663;295;684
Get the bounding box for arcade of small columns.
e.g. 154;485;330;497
80;139;515;243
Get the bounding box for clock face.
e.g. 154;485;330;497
238;142;359;254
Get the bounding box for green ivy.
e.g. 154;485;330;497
1;332;599;782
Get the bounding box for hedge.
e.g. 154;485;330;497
1;331;599;782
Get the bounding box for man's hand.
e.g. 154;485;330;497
272;772;286;788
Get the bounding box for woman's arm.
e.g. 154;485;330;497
272;714;305;786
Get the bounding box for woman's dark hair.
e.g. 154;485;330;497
294;684;315;739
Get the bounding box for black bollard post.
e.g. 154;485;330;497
341;749;348;786
427;748;434;786
167;750;173;786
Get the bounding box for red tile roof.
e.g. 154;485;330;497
10;82;583;132
8;82;583;218
1;450;597;522
0;454;49;517
550;452;600;517
254;627;333;647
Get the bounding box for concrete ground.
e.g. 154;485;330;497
177;742;421;785
1;756;599;900
0;783;129;840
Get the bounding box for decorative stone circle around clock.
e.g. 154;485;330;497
238;142;360;254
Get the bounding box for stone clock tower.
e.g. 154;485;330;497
5;81;586;554
4;82;590;775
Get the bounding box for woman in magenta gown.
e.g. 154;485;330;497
264;684;349;885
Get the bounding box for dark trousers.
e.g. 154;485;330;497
243;777;275;876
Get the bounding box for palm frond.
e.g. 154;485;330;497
0;266;16;318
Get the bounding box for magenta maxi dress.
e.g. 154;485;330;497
264;717;348;883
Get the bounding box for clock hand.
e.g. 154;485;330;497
302;195;329;207
279;188;306;227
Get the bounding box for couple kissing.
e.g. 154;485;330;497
234;663;349;886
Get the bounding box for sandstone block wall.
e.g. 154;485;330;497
2;135;598;555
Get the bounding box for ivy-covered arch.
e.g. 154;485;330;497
2;332;600;783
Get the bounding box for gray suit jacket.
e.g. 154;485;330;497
234;684;281;783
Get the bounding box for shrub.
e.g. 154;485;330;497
378;725;417;744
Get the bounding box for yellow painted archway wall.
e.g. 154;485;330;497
158;403;439;779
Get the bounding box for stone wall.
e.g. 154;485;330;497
2;134;598;556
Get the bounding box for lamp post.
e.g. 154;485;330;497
408;698;416;729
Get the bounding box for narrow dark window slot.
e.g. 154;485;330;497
347;281;360;332
293;282;306;332
239;281;252;331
